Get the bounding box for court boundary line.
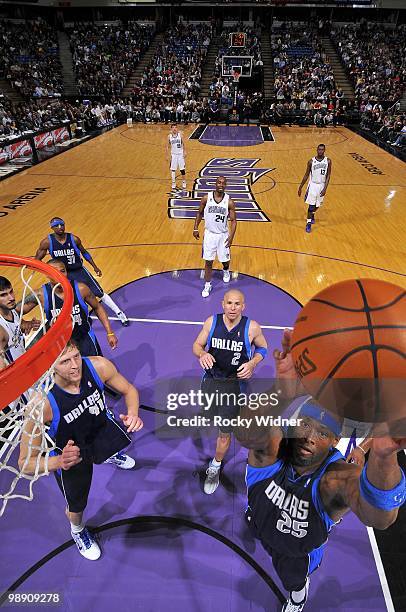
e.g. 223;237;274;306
90;315;293;330
366;527;395;612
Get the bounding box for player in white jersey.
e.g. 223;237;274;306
193;176;237;298
298;144;332;233
0;276;40;409
166;123;187;195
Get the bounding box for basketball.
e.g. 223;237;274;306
291;279;406;425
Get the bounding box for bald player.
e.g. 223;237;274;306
193;289;268;494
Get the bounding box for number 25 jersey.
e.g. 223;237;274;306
204;192;229;234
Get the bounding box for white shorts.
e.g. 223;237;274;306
304;182;325;208
170;154;185;171
203;230;230;263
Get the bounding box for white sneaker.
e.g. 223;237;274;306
104;452;135;469
281;579;309;612
201;283;212;298
204;464;220;494
223;269;231;283
117;311;129;327
71;528;101;561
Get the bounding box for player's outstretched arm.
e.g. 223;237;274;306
80;284;117;349
323;434;405;529
193;316;216;369
34;237;49;260
193;195;207;240
225;198;237;248
73;235;102;276
298;160;312;196
90;356;142;432
237;321;267;379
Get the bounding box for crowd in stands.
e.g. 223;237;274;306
331;23;406;108
271;23;336;103
69;23;154;97
360;104;406;150
130;23;211;120
0;19;63;97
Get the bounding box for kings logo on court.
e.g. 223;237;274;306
168;158;274;222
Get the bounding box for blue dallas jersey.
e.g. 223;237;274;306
48;233;83;271
246;448;343;557
47;358;130;463
42;280;91;341
206;314;251;379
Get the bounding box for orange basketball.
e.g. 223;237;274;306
291;279;406;425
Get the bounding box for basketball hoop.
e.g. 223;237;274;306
0;255;73;516
232;69;241;84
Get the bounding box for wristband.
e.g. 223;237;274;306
193;229;199;233
360;466;406;511
83;251;92;262
107;332;115;337
254;347;267;360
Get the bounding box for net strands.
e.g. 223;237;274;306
0;257;73;516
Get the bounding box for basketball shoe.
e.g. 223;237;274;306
281;579;309;611
71;527;101;561
202;282;212;298
305;223;312;233
104;452;135;469
117;311;129;326
204;463;220;494
223;270;231;283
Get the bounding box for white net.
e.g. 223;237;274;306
0;264;68;517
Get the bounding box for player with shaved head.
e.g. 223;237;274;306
193;290;268;493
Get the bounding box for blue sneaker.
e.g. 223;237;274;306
305;223;312;233
104;452;135;469
71;527;101;560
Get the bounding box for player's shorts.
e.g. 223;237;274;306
245;507;325;592
304;182;325;208
201;376;245;433
170;154;185;172
54;410;131;513
202;230;230;263
67;267;104;299
75;330;102;357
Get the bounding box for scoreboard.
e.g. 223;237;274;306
229;32;246;48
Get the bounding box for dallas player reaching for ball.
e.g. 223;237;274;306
166;123;187;195
298;144;332;233
236;329;405;612
193;176;237;298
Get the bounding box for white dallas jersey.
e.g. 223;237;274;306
169;132;184;156
310;156;329;185
0;309;25;364
204;191;229;234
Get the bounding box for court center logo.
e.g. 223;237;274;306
168;158;274;222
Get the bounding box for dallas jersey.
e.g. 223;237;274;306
48;233;82;271
42;280;91;341
204;192;229;234
246;448;343;557
205;314;251;379
47;358;130;464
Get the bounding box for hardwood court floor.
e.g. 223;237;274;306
0;124;405;300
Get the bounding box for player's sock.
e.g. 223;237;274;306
171;171;176;189
182;180;186;189
70;521;84;534
101;293;125;317
210;458;222;469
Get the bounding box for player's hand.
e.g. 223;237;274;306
297;186;302;197
21;318;41;333
94;267;102;277
346;447;366;467
273;329;305;398
120;413;144;433
237;360;255;379
60;440;82;470
199;351;216;370
320;189;326;197
193;229;200;240
107;332;118;350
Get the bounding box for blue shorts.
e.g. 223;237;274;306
68;267;104;298
75;330;102;357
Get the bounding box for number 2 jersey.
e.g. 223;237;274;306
246;448;343;556
204;191;229;234
205;314;251;379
